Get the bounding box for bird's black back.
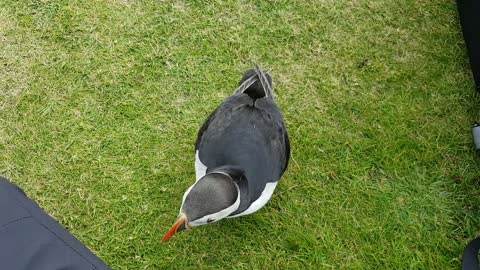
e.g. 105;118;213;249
195;93;289;204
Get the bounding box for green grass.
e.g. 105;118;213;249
1;0;480;269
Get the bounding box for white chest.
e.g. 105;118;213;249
195;150;207;181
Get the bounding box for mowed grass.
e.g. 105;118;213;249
1;0;480;269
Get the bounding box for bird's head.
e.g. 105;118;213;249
162;172;240;242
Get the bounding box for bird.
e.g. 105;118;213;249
162;63;290;242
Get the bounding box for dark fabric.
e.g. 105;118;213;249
0;177;111;270
458;0;480;91
458;1;480;267
463;237;480;270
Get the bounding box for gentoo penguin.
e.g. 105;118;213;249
162;63;290;242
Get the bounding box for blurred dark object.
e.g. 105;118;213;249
0;177;111;270
458;1;480;269
463;237;480;270
458;0;480;92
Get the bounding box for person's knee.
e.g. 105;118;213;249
0;177;27;196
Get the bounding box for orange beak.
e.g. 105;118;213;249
162;214;188;242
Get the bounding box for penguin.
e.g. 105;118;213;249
162;63;290;242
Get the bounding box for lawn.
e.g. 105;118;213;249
1;0;480;269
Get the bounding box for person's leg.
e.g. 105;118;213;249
458;0;480;91
462;237;480;270
0;177;111;270
458;1;480;269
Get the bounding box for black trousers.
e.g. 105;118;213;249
458;0;480;269
458;0;480;91
0;177;111;270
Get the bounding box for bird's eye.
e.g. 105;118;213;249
207;218;215;223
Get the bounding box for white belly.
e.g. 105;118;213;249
228;181;278;218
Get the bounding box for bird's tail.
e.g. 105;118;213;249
234;62;274;100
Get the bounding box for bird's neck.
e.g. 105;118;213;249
210;165;250;215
